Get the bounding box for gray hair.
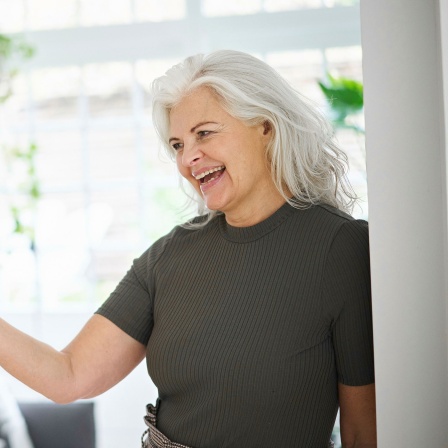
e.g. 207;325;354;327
151;50;357;224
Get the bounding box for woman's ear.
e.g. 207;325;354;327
263;120;272;136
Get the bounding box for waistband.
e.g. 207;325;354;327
141;399;335;448
141;399;192;448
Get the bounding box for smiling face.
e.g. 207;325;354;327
168;87;286;227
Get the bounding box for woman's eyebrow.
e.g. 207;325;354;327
190;121;218;133
169;121;218;144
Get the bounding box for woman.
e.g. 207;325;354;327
0;50;375;447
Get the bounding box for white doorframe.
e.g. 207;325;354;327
361;0;448;445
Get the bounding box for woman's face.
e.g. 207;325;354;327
169;87;284;226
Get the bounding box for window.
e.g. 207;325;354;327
0;0;364;312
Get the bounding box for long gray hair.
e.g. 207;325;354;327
151;50;357;224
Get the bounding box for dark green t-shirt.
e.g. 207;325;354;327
96;202;374;448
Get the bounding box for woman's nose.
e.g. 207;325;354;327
181;141;204;167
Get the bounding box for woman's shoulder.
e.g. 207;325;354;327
283;203;368;251
287;202;367;229
308;205;369;261
306;203;368;234
314;203;366;223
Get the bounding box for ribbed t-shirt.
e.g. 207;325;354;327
96;202;374;448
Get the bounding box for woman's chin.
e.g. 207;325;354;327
203;200;221;212
202;194;227;213
199;178;232;213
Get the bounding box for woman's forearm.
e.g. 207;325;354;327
0;318;76;403
0;315;146;404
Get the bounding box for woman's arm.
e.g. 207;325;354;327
0;314;146;404
338;382;377;448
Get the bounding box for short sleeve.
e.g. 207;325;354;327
323;219;375;386
95;247;155;345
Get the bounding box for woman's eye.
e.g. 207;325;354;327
172;142;183;151
197;130;212;138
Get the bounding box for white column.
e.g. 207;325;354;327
441;0;448;376
361;1;448;446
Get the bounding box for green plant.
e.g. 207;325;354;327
318;72;364;133
0;33;38;250
0;34;35;104
5;143;41;250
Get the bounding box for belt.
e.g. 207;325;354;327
141;399;191;448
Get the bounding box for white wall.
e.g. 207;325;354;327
361;1;448;446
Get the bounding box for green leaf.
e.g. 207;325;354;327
318;72;364;127
30;182;40;199
0;35;13;58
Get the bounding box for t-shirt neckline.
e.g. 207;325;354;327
218;201;296;243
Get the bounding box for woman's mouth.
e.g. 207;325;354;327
194;166;226;184
193;166;226;192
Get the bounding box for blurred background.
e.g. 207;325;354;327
0;0;364;446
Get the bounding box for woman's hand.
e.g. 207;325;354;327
0;315;146;403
